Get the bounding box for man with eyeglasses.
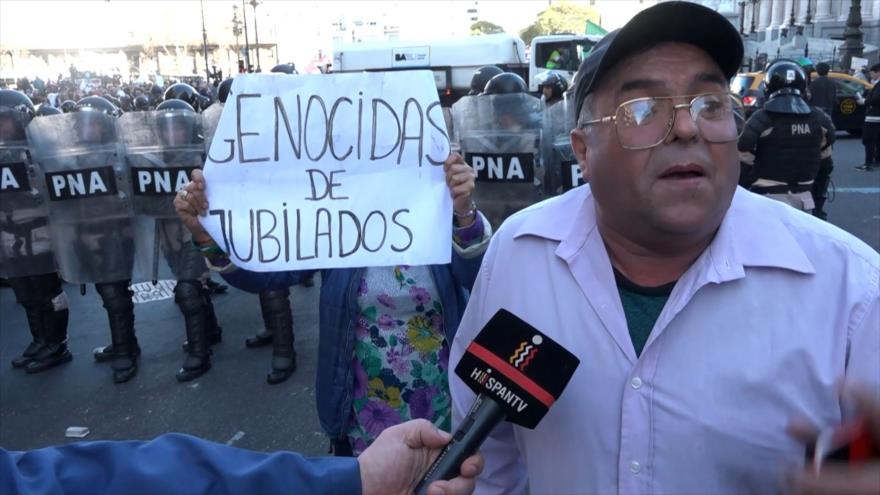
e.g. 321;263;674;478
449;2;879;494
738;60;835;219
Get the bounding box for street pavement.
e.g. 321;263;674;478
1;134;878;455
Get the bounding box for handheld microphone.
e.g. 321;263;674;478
414;309;580;494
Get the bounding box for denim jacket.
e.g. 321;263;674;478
219;215;491;440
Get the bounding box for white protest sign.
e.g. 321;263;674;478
851;56;869;71
200;71;452;272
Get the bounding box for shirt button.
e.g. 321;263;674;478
630;461;641;474
631;377;643;390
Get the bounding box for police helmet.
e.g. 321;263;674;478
271;63;297;74
74;96;119;143
134;95;151;111
155;99;200;146
75;96;120;116
156;99;195;112
60;100;77;113
119;94;133;111
483;72;528;95
163;83;199;107
537;71;569;100
217;78;233;104
35;104;62;117
764;59;807;98
0;89;35;142
763;59;810;115
469;65;504;96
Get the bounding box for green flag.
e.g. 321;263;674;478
585;20;607;36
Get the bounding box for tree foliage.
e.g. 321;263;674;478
471;20;505;36
519;2;601;45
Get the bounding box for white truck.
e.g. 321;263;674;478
332;33;603;105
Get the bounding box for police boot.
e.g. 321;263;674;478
181;286;222;352
24;304;72;374
96;282;139;384
8;276;46;368
812;197;828;221
11;305;46;369
175;280;212;382
92;341;142;363
246;289;276;348
261;288;297;385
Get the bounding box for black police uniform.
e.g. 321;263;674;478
739;61;835;215
860;80;880;171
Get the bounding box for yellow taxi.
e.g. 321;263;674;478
731;71;873;135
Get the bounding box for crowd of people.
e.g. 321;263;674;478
1;2;878;494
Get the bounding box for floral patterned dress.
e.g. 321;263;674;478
346;265;450;455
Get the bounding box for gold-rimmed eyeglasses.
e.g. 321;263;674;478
577;92;746;150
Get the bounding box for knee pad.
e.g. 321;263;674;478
174;280;204;315
260;288;291;314
96;281;134;313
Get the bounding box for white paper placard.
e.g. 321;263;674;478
200;71;451;272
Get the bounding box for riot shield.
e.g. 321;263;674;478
0;138;56;278
27;112;135;284
542;95;583;195
118;110;207;282
201;102;222;154
452;93;546;229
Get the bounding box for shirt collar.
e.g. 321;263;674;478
512;185;815;277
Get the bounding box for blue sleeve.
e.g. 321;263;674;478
0;433;361;495
449;248;484;292
221;268;318;293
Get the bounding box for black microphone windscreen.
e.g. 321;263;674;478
454;308;579;428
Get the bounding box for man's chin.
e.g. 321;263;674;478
650;204;725;238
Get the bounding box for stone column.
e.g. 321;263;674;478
783;0;796;26
770;0;786;29
873;0;880;22
759;0;773;29
796;0;809;24
813;0;833;21
838;0;852;22
862;0;874;20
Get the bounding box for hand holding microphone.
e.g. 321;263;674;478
415;309;581;494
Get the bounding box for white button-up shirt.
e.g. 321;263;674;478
450;186;880;495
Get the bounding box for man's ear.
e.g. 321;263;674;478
570;127;590;183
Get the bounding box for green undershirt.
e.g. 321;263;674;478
613;268;676;357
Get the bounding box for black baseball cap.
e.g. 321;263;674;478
573;1;744;116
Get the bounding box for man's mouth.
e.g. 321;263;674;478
658;164;707;180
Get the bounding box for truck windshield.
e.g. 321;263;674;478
538;40;596;72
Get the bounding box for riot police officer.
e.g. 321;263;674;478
164;83;205;113
738;60;835;215
467;65;504;96
452;72;545;228
133;95;151;112
60;100;76;113
202;75;297;384
245;68;300;384
146;99;223;382
35;105;62;117
0;90;72;374
28;95;140;383
537;71;568;107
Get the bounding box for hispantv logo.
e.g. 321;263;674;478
468;367;529;413
509;341;539;371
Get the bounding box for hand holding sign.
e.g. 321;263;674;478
444;152;477;227
173;169;211;243
200;71;453;272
